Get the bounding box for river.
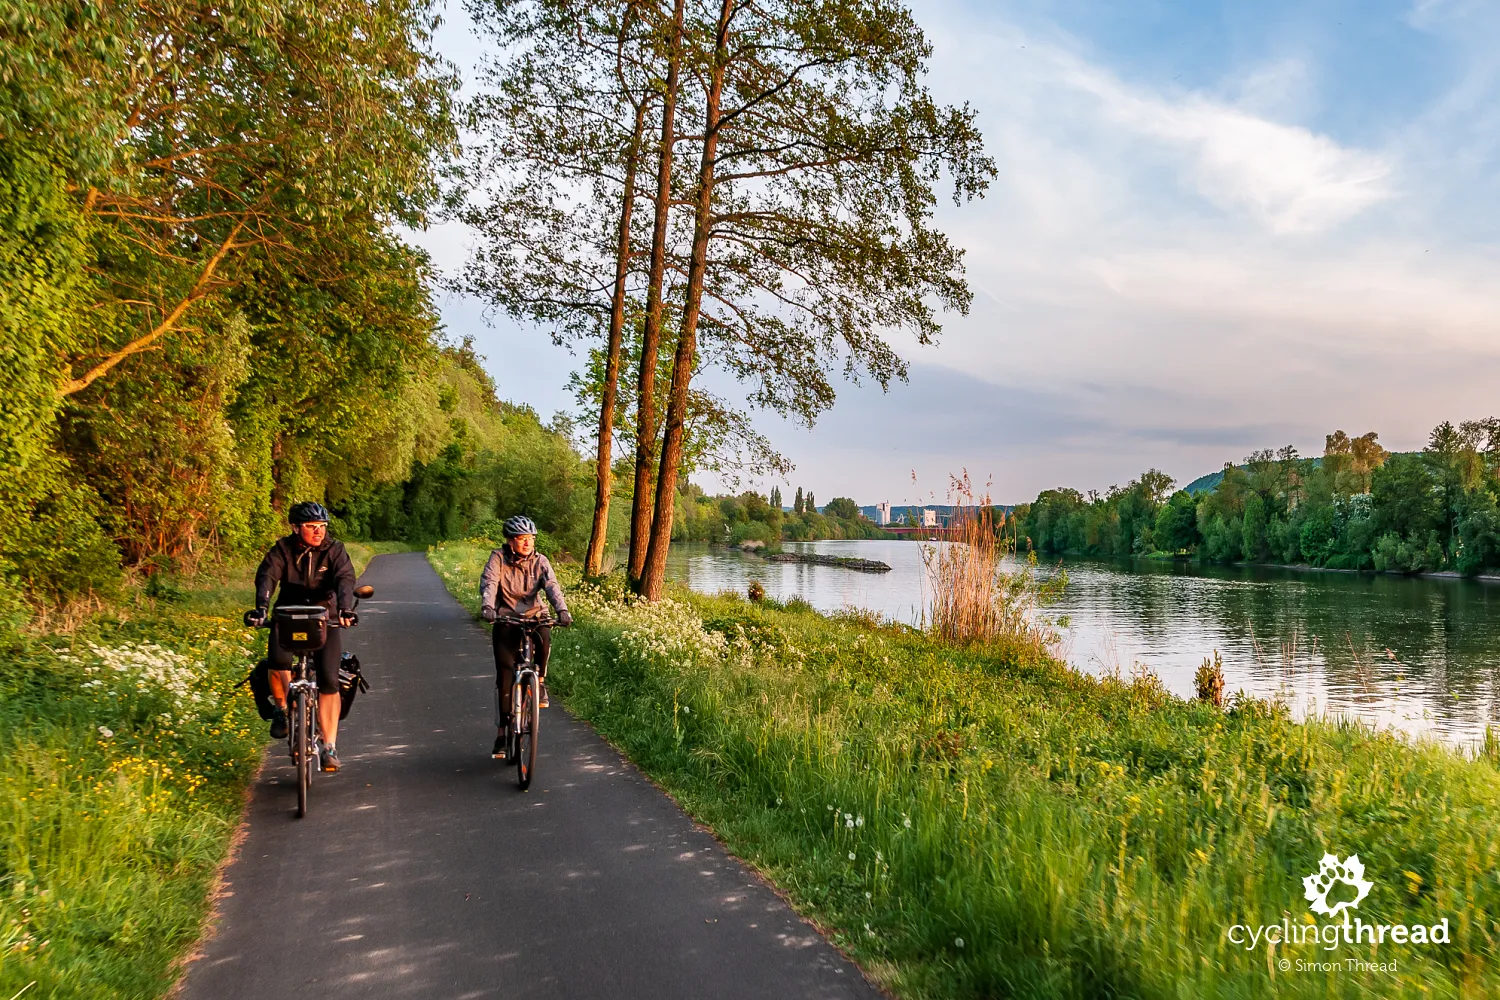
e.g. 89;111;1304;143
664;539;1500;747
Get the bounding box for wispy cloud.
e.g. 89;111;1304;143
1052;50;1393;234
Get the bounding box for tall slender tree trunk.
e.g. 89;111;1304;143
627;0;685;591
584;96;650;578
639;0;733;601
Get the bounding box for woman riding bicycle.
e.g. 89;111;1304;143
247;501;356;772
479;515;572;759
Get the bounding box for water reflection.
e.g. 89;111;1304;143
663;539;1500;747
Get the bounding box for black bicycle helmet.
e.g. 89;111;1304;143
502;514;538;537
289;500;331;525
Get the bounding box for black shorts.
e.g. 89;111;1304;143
492;622;551;683
269;620;343;695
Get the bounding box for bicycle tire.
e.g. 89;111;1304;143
516;672;539;790
295;689;311;817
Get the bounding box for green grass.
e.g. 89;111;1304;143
431;539;1500;999
0;541;406;998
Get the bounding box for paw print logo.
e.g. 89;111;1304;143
1303;853;1374;916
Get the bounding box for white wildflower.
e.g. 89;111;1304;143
848;852;856;860
903;817;912;829
955;937;965;948
855;815;864;827
97;726;114;739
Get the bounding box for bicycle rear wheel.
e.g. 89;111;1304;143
515;673;540;790
294;689;312;817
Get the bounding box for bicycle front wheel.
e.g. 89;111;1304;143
294;689;312;817
516;673;540;790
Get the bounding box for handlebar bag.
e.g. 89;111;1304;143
337;651;368;720
273;605;329;652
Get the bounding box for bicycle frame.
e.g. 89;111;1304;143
493;615;552;790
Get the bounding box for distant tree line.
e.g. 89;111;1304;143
1013;421;1500;575
674;487;889;547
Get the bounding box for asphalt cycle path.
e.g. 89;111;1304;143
178;551;881;1000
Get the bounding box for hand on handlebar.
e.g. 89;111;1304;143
339;611;357;627
481;606;497;623
557;609;573;627
243;609;267;628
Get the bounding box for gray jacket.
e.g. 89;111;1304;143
479;547;568;618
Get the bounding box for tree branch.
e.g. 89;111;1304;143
57;221;246;397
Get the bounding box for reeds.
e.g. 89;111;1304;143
921;475;1063;653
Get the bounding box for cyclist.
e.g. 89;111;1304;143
246;501;357;772
479;515;572;758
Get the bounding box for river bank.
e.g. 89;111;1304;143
0;542;407;999
431;540;1500;999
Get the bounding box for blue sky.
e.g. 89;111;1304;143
411;0;1500;507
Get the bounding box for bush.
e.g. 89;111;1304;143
730;520;777;548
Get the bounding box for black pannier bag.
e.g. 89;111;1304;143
338;651;368;720
273;605;329;652
243;659;276;720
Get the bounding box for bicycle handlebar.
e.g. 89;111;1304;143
490;613;560;628
242;610;359;628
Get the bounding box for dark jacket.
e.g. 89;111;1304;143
254;534;356;616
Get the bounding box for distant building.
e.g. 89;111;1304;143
876;502;891;526
922;508;938;528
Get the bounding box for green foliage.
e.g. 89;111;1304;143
0;1;459;605
823;496;861;520
336;360;596;555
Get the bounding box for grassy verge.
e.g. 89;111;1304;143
431;540;1500;999
0;540;407;998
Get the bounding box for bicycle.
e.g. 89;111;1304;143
246;584;373;817
492;613;556;791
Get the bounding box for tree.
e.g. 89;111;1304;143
1153;491;1199;554
632;0;994;599
1;1;458;588
824;497;861;520
8;1;456;399
627;0;689;589
794;486;804;514
462;0;665;577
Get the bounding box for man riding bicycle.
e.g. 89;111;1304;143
479;515;572;759
247;501;357;772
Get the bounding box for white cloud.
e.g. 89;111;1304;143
964;31;1395;235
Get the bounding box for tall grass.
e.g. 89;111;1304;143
433;539;1500;999
921;482;1064;657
